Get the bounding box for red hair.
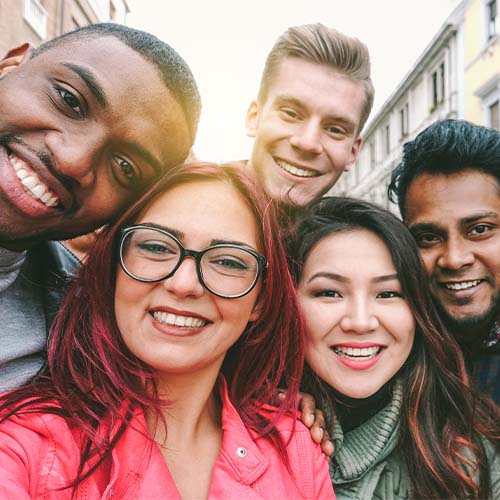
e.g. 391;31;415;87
0;162;305;486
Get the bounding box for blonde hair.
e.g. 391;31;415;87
258;23;374;133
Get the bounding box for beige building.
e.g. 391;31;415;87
0;0;130;56
335;0;500;213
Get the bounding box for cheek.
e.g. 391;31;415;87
393;307;416;354
419;251;436;276
301;299;338;340
216;291;259;336
114;272;149;329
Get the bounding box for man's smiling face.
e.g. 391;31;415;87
405;170;500;340
246;57;364;206
0;36;192;249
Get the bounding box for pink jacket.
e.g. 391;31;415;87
0;381;334;499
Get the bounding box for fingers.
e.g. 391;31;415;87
321;430;334;458
298;391;317;429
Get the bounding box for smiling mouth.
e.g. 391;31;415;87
440;279;483;291
332;346;383;360
152;311;207;328
275;159;319;178
8;150;60;208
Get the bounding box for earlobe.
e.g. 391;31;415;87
245;100;260;138
0;43;34;77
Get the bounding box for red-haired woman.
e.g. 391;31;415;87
0;162;334;499
291;196;500;500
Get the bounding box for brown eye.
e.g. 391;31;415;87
57;88;82;116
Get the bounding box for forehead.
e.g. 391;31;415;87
30;36;192;166
305;229;395;275
405;170;500;227
264;57;365;120
137;180;261;245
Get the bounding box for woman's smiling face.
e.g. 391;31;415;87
114;180;262;379
298;228;415;399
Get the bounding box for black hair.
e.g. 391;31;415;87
33;23;201;140
289;196;500;500
388;119;500;218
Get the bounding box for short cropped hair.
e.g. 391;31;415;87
388;119;500;218
33;23;201;140
258;23;374;133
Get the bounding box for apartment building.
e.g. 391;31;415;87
335;0;500;213
0;0;130;55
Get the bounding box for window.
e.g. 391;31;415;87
430;61;446;110
488;0;498;39
385;124;391;155
370;142;376;169
89;0;110;20
23;0;47;38
490;100;500;129
400;103;409;139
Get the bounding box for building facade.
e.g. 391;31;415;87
0;0;129;56
335;0;499;213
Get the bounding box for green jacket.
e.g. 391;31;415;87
321;380;500;500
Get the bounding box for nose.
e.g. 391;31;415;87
289;120;323;155
163;257;205;298
339;297;379;334
437;237;474;271
45;128;105;188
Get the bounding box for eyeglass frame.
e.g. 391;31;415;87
118;223;268;299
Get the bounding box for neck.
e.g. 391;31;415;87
146;366;223;449
333;382;393;432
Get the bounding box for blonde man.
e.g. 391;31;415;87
246;23;374;206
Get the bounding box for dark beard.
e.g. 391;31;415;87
433;292;500;344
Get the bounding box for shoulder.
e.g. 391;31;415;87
0;406;74;447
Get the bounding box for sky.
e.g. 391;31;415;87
128;0;460;161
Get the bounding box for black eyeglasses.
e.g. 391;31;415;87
118;224;267;299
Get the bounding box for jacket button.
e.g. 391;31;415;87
236;447;247;457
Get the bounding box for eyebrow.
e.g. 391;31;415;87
137;224;256;249
210;238;255;248
62;63;108;108
124;142;164;177
462;212;499;224
408;222;441;233
307;271;399;284
409;212;499;233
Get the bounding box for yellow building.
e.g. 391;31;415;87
465;0;500;128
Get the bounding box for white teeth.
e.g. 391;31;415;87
8;152;60;208
275;159;319;178
16;168;29;180
443;280;481;291
21;176;38;189
333;346;382;360
153;311;207;328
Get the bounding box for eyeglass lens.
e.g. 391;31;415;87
121;228;260;297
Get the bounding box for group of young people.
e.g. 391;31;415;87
0;21;498;500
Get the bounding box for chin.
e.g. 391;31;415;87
338;385;381;400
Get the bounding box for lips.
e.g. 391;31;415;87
0;143;73;219
332;345;382;359
152;310;207;328
8;151;60;208
440;279;483;291
274;158;320;178
330;343;385;371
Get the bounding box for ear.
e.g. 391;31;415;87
245;100;260;138
344;136;363;173
0;43;33;77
